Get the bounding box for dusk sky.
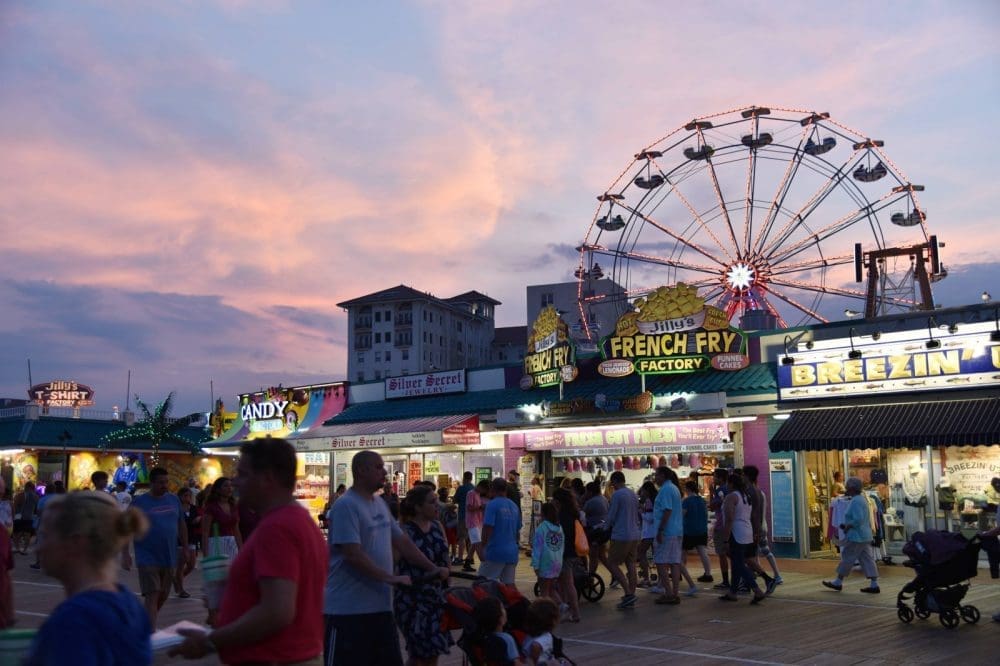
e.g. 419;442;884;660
1;1;998;415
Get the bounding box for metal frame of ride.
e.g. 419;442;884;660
575;105;946;341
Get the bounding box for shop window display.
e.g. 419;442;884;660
296;452;330;523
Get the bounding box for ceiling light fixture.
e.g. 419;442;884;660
925;317;941;350
781;335;796;365
847;327;863;360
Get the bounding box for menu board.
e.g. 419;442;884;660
769;458;795;543
408;460;423;489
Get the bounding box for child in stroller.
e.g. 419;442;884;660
532;557;605;603
443;579;574;665
896;530;981;628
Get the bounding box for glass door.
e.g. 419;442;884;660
802;450;845;556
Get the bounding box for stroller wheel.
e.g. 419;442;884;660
939;609;960;629
960;605;980;624
914;607;930;620
897;606;914;623
581;573;605;603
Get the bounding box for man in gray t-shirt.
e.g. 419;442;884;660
324;451;449;666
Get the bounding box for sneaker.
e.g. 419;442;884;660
773;575;783;585
860;586;881;594
616;594;637;609
697;574;714;583
636;578;651;588
712;582;730;590
609;579;621;589
736;583;751;595
462;563;476;573
822;580;843;591
648;585;665;595
765;578;777;596
451;557;462;566
684;586;698;597
654;595;681;605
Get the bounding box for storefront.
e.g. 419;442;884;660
767;309;1000;558
287;414;498;496
209;382;347;518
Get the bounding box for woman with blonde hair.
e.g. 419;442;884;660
25;491;152;664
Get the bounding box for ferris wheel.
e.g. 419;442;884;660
575;105;944;343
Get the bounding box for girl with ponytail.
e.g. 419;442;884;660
24;492;154;665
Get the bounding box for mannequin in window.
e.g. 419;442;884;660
901;460;926;537
937;476;956;530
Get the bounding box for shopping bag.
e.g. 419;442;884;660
574;519;589;557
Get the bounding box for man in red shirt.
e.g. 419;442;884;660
171;438;327;664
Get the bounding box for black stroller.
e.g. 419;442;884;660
896;530;981;628
533;558;605;603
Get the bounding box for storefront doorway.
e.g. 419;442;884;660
802;450;844;555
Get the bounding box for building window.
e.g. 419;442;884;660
356;371;364;382
385;351;392;362
385;310;391;322
375;352;382;362
354;334;371;349
385;332;392;344
375;311;381;323
457;321;463;332
439;335;444;346
402;349;409;361
541;292;554;307
457;341;463;352
374;371;381;380
356;353;364;363
375;332;382;344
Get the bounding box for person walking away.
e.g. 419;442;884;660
681;480;713;583
652;467;689;604
438;487;460;562
582;481;610;578
531;502;564;604
480;478;521;585
465;479;490;571
552;488;581;623
322;450;449;666
128;467;187;628
744;465;779;592
170;437;327;664
507;471;523;543
174;487;198;599
453;472;475;567
718;473;766;604
30;480;66;570
822;476;880;594
12;481;39;555
605;471;640;609
708;468;731;590
24;491;151;664
635;482;658;588
395;485;455;666
0;477;13;629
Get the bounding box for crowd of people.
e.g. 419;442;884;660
8;444;1000;665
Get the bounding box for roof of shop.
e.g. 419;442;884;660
0;416;212;452
290;414;477;440
328;363;777;424
769;397;1000;451
445;291;502;306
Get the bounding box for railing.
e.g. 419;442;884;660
0;407;26;419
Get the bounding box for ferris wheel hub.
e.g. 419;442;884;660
725;261;758;292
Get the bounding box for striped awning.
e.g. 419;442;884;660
285;414;481;452
769;397;1000;451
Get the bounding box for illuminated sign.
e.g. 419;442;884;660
29;380;95;408
522;421;730;451
386;370;466;399
601;284;748;375
778;334;1000;400
522;306;576;389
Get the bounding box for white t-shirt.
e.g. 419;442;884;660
522;632;554;663
114;491;132;510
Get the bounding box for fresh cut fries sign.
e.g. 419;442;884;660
600;283;749;376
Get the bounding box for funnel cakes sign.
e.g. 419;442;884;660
522;306;577;389
600;284;748;376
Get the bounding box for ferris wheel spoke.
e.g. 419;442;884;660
643;170;737;263
589;245;722;276
755;293;789;328
696;126;742;254
768;253;854;276
768;277;868;300
616;201;730;268
741;130;758;256
768;188;905;265
759;147;864;258
764;286;829;324
752;125;812;255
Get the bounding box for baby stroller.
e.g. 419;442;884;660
443;579;575;665
896;530;981;628
533;558;606;603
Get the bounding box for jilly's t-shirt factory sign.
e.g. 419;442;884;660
522;305;577;389
599;284;749;377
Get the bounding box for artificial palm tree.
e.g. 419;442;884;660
102;391;203;464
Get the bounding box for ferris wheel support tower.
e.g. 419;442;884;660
854;235;942;318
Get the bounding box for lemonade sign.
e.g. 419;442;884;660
522;306;577;389
600;283;748;376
